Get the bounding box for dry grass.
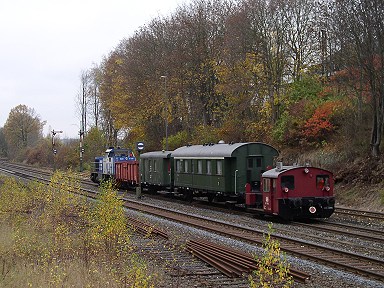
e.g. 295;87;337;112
0;173;158;287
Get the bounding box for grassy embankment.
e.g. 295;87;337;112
0;172;158;287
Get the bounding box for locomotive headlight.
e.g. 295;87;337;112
325;186;331;192
304;168;309;174
309;206;317;214
284;187;289;193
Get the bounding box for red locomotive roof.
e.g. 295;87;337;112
262;164;332;178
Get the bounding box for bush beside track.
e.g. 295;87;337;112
0;173;157;287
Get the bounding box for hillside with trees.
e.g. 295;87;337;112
77;0;382;154
0;0;383;208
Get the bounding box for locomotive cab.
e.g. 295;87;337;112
261;163;335;220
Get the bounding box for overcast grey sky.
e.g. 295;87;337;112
0;0;185;138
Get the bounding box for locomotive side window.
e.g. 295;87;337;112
217;160;222;175
281;175;295;189
316;175;329;189
263;178;270;192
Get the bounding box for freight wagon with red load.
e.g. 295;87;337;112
90;147;139;189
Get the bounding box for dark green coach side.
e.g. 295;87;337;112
171;142;278;201
140;151;174;193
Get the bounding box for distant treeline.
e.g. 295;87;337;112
1;0;383;168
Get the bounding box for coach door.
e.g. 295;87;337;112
247;156;263;191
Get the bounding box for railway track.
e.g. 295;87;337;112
292;220;384;243
1;162;383;284
335;207;384;221
117;198;384;282
0;162;309;285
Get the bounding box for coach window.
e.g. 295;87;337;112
263;178;270;192
281;175;294;190
149;160;152;172
217;160;222;175
248;158;253;169
197;160;202;174
184;160;189;173
207;160;212;175
176;160;181;173
154;160;157;172
272;179;276;192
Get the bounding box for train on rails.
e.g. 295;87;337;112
90;142;335;220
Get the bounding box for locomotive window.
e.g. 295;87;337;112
198;160;203;174
256;157;262;167
207;160;212;175
316;175;329;189
217;160;222;175
263;178;270;192
281;175;295;189
248;158;253;168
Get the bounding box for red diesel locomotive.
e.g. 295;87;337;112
246;163;335;220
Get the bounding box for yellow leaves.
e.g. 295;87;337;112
249;223;293;288
0;175;157;287
85;180;131;256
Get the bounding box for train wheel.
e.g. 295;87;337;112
183;190;193;202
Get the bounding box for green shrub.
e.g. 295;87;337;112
249;223;293;288
0;174;158;287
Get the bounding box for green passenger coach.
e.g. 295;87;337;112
140;151;174;193
171;142;279;202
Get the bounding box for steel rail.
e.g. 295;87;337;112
186;239;310;283
335;207;384;221
2;164;383;283
118;199;384;283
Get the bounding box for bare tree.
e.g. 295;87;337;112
282;0;319;80
88;65;101;129
331;0;384;157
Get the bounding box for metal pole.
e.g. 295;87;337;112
51;129;63;171
235;169;238;195
79;130;84;172
161;75;168;151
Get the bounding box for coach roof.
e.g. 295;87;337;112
172;142;276;159
140;151;173;159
